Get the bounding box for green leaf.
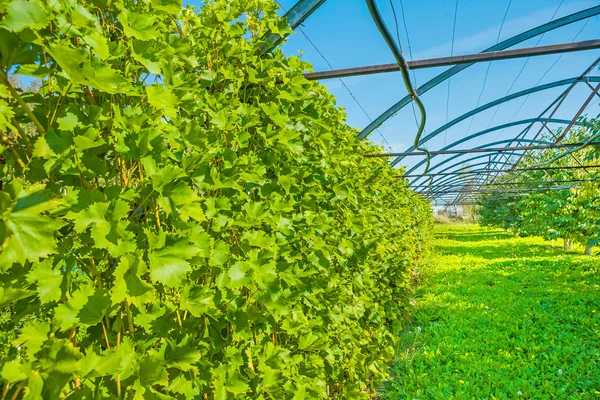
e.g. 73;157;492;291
146;85;180;118
180;285;219;318
151;0;182;14
27;259;63;303
46;43;88;84
225;376;250;396
261;102;287;128
138;355;168;388
57;113;79;131
241;230;274;249
0;286;34;308
225;261;252;289
71;202;108;232
86;60;131;94
78;290;111;326
209;240;229;266
120;9;159;41
0;182;65;268
167;375;198;398
163;336;202;371
13;321;50;359
148;239;199;286
0;360;26;383
0;0;50;32
54;288;90;331
111;254;154;307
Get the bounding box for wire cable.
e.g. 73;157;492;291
445;0;459;147
482;0;565;133
365;0;431;173
464;0;513;137
396;0;420;128
490;16;591;145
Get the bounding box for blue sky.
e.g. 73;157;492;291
274;0;600;174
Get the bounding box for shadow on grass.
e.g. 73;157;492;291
434;242;558;260
434;230;514;243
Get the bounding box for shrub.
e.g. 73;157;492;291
0;0;432;397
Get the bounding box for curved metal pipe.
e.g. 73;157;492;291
364;0;431;172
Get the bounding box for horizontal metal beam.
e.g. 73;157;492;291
402;164;600;178
305;39;600;80
412;178;595;189
368;141;600;157
431;186;578;195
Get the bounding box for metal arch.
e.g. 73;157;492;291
409;138;552;187
419;153;551;193
417;152;518;178
357;5;600;141
404;118;578;176
392;76;600;166
420;161;505;197
413;154;527;192
423;161;497;182
417;158;544;195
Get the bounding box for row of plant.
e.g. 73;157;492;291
478;117;600;254
0;0;433;398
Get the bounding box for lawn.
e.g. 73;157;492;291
382;224;600;399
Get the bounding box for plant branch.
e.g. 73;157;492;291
0;71;46;135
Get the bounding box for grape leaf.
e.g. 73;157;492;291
78;290;111;326
13;321;50;359
120;9;159;41
146;85;180;118
0;0;50;32
0;183;65;269
148;239;199;286
27;259;63;303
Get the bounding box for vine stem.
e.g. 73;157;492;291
176;309;183;330
154;203;162;230
1;382;9;400
9;379;26;400
11;118;32;151
125;301;134;334
84;86;96;105
70;329;81;389
101;320;111;350
0;71;46;135
74;151;91;189
49;83;72;129
116;305;122;400
0;135;25;168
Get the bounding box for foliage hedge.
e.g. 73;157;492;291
0;0;433;398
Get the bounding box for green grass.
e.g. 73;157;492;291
382;224;600;399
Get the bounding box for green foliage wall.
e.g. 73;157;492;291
0;0;433;398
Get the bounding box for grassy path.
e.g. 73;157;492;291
382;224;600;399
